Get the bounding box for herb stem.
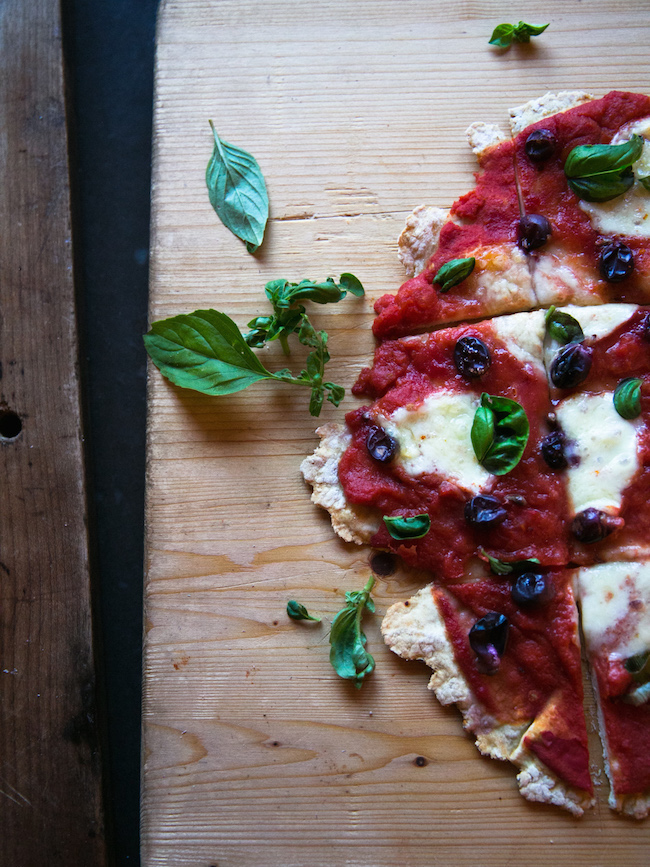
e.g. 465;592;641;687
279;333;291;356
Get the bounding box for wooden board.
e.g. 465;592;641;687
0;1;106;864
142;2;650;865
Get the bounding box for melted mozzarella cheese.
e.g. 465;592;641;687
556;392;640;513
577;562;650;658
579;117;650;238
378;390;491;492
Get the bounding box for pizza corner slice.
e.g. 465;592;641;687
372;122;535;339
576;561;650;818
511;90;650;310
540;303;650;564
301;309;570;582
381;574;594;816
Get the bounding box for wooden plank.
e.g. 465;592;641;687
143;2;650;865
0;1;106;864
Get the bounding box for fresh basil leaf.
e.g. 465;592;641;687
471;393;529;475
565;135;644;179
434;257;475;293
545;306;584;345
639;175;650;191
478;548;541;576
513;21;549;42
339;272;366;297
383;514;431;540
614;377;642;420
287;600;321;622
568;167;635;203
144;309;273;395
624;651;650;681
206;121;269;252
489;21;548;47
325;382;345;407
329;576;375;688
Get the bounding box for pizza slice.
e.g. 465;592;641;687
576;561;650;818
302;309;569;582
381;574;594;815
511;90;650;309
540;303;650;563
372;122;535;339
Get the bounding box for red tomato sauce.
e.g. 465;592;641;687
339;322;569;580
434;576;592;791
593;658;650;795
373;139;521;339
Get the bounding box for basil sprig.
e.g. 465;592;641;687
489;21;549;48
287;600;321;622
246;274;364;355
329;576;376;688
564;134;644;203
545;305;584;345
206;122;269;252
471;393;529;475
383;513;431;540
433;257;475;293
614;377;642;420
144;308;342;416
479;548;541;576
623;651;650;706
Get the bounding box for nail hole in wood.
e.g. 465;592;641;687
0;410;22;440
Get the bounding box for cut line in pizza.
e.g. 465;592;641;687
301;91;650;818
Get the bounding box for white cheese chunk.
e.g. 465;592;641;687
378;390;491;493
556;392;640;513
579;117;650;238
577;561;650;659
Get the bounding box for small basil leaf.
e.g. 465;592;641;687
383;514;431;540
545;306;584;345
471;393;529;475
434;257;475;293
325;382;345;407
639;175;650;191
568;167;635;203
339;272;366;297
614;377;642;420
512;21;549;42
206;122;269;252
329;576;375;688
565;135;644;178
287;600;321;622
144;309;273;395
624;651;650;681
488;23;515;47
479;548;541;576
624;682;650;706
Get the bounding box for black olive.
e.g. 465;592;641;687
550;343;593;389
541;430;568;469
599;241;634;283
453;336;491;379
524;129;557;163
518;214;552;253
464;495;507;527
366;426;398;463
571;508;624;544
469;612;509;674
512;572;548;607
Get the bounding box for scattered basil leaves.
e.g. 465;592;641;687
287;600;321;622
471;393;529;475
545;305;584;345
383;513;431;540
206;121;269;252
614;377;642;420
564;135;644;203
489;21;549;48
329;576;376;688
434;257;475;293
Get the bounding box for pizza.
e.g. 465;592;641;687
301;90;650;816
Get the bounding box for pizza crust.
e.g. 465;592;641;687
300;423;379;544
381;585;593;814
509;90;594;134
398;205;448;278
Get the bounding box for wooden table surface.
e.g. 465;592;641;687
142;2;650;865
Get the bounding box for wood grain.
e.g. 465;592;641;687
0;1;106;864
143;2;650;865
